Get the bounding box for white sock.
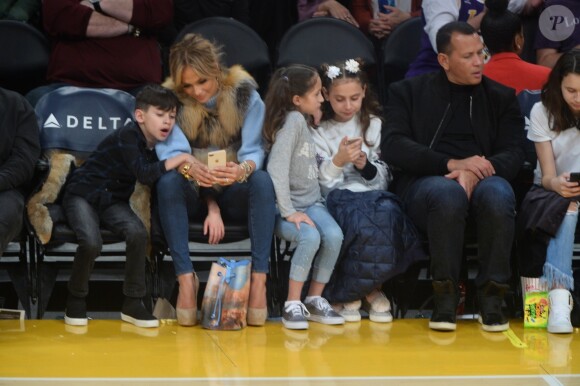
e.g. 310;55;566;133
304;296;321;304
285;300;301;308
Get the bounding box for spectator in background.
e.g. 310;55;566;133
0;87;40;258
351;0;422;40
406;0;540;78
535;0;580;68
25;0;173;107
405;0;486;78
481;0;550;94
298;0;359;27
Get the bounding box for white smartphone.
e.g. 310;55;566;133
207;149;226;170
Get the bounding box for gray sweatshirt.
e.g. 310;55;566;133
267;111;323;218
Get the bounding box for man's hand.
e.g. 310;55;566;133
445;169;479;199
448;155;495;180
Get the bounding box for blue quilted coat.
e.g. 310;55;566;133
322;188;427;303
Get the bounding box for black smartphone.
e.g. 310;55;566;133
569;172;580;183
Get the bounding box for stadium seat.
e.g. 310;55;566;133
380;16;423;105
28;86;141;318
0;20;49;95
276;17;376;69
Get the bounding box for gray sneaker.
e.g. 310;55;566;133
283;302;310;330
305;297;345;325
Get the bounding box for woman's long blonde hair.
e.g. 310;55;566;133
168;33;225;97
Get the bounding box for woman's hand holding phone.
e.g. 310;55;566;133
550;172;580;198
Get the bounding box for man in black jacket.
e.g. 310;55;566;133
382;22;524;332
0;87;40;257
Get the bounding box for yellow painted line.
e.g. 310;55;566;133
503;328;527;348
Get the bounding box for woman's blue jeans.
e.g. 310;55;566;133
156;170;276;276
275;203;343;283
402;175;516;287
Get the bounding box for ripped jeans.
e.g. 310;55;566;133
542;205;578;290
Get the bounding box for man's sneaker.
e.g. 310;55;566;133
64;294;88;326
429;280;458;331
477;281;510;332
283;301;310;330
304;296;345;325
334;300;362;322
121;297;159;328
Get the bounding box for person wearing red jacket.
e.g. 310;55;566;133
26;0;173;106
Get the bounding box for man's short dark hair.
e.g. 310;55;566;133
135;83;181;113
436;21;478;55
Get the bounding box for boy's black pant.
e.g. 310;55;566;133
63;193;148;298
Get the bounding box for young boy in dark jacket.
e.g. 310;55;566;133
64;84;196;327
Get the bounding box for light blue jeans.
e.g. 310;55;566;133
543;207;578;290
275;203;343;283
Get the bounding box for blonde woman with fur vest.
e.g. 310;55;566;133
155;33;276;327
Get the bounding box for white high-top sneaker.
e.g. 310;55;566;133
548;289;573;334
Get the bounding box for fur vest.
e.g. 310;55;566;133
163;65;257;164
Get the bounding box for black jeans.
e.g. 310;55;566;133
402;176;516;287
63;193;148;298
0;189;24;256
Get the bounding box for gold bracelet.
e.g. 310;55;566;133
237;161;253;183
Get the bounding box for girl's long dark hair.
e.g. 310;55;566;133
262;64;319;149
319;59;381;147
542;49;580;133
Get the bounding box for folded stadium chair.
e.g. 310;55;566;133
28;86;143;319
175;16;272;94
0;20;49;95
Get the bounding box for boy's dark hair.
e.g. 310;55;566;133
480;0;522;55
436;21;477;55
135;84;181;113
